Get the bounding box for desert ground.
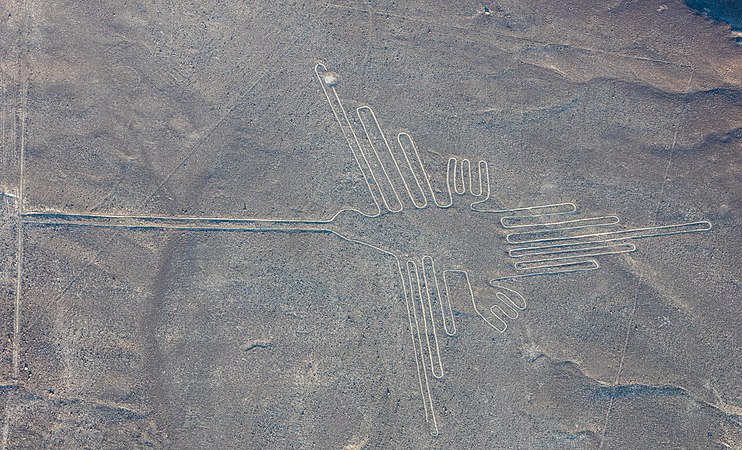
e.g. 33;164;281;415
0;0;740;448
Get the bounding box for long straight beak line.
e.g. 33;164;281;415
21;211;333;233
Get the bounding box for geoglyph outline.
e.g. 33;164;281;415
4;61;713;438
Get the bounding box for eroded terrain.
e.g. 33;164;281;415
0;1;740;448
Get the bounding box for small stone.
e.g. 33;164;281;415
320;71;340;87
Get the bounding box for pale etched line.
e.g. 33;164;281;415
23;211;326;221
22;208;368;230
495;301;519;319
336;102;398;213
417;257;447;370
443;156;576;220
440;271;465;337
460;158;483;200
494;260;600;281
492;302;517;321
503;215;622;241
16;67;27;206
485;310;508;333
398;259;439;436
615;278;644;378
332;231;438;436
488;285;528;330
424;257;456;337
22;220;333;234
501;214;620;229
388;132;428;208
11;112;16;199
491;284;527;311
299;226;443;435
440;269;528;334
510;241;636;258
12;217;22;382
452;158;468;195
448;269;507;333
469;161;576;215
12;42;28;384
408;260;444;380
513;244;636;270
317;64;391;213
397;132;452;208
456;159;485;196
355;106;404;211
1;70;5;170
506;220;712;245
454;269;505;330
315;64;385;215
460;160;473;196
357;105;426;209
21;211;336;234
470;161;486;197
490;288;528;331
4;3;29;447
316;67;381;199
25;208;363;228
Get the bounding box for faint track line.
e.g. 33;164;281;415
598;70;696;450
3;1;30;448
142;86;256;207
12;71;27;385
1;70;5;171
143;4;332;209
328;3;690;68
653;73;694;225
